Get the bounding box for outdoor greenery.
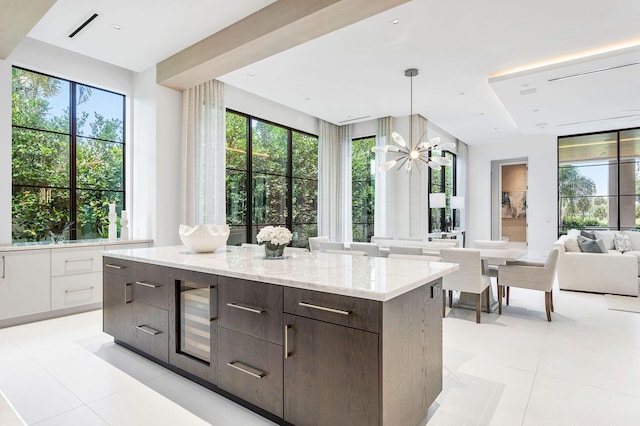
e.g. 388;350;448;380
225;111;318;248
430;151;456;231
11;67;124;242
352;137;375;242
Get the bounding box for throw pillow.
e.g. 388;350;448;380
580;230;596;239
567;229;581;239
614;233;632;253
577;236;607;253
593;231;615;250
564;237;581;252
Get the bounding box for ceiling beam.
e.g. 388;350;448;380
156;0;411;90
0;0;57;59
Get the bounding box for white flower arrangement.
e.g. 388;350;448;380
256;225;292;247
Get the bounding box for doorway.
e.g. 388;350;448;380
491;158;528;244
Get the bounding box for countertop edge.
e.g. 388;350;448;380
0;239;153;252
103;248;459;302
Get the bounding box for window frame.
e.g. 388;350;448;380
428;150;457;232
11;66;126;242
225;109;318;247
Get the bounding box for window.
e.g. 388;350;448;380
558;128;640;233
352;136;375;242
225;110;318;248
429;150;457;232
11;67;125;242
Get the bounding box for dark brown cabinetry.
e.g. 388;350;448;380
103;257;443;426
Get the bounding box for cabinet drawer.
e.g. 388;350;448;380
284;288;381;333
52;247;103;276
52;272;102;310
103;257;133;277
134;302;168;363
218;277;283;344
133;262;171;310
218;327;283;417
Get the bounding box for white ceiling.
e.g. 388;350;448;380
26;0;640;145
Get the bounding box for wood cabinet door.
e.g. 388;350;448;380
103;272;134;346
283;314;379;426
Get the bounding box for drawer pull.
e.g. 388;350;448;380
226;302;264;314
65;286;94;293
136;325;161;335
136;281;161;288
226;361;266;379
298;302;350;316
284;324;292;359
2;256;5;279
65;258;93;263
105;264;125;270
125;282;133;303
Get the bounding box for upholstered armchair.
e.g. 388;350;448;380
308;236;330;252
350;242;380;257
497;249;559;321
439;248;492;323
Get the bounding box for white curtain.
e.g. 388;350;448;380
182;79;226;225
409;114;429;238
318;120;352;242
374;116;394;237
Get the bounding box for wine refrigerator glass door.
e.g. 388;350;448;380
179;280;214;363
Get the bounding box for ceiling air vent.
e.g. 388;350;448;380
339;115;371;124
548;61;640;82
519;88;537;96
68;12;99;38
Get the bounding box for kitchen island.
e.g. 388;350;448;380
103;246;458;426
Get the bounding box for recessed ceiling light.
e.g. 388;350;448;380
389;18;399;24
304;97;311;101
248;72;256;77
533;109;539;112
458;91;465;96
479;112;486;116
112;24;121;30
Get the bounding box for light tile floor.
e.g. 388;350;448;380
1;281;640;425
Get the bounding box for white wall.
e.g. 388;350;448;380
132;68;182;246
467;135;558;251
225;84;318;135
0;38;133;244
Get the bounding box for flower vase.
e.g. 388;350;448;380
264;244;286;259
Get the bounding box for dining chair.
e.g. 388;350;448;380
439;248;491;324
497;249;559;321
317;241;345;252
388;254;441;261
308;236;330;252
350;242;379;257
325;249;367;256
388;245;423;255
473;239;508;297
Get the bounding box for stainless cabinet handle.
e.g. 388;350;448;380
226;361;265;379
135;281;160;288
105;263;125;269
226;302;264;314
125;282;133;303
284;324;292;359
65;286;94;293
298;302;350;316
136;325;161;335
2;256;4;279
65;258;93;263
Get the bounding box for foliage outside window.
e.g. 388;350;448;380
225;110;318;248
429;151;456;232
558;128;640;234
11;67;125;242
352;136;375;242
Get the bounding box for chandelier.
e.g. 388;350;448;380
374;68;454;173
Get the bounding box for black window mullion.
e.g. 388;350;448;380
69;83;77;240
287;130;293;233
246;116;253;243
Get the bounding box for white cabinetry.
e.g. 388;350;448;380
0;250;51;320
0;241;152;326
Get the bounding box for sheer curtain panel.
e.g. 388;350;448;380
318;120;352;242
374;116;394;237
182;79;226;225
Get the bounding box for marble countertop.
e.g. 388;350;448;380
104;245;459;302
0;239;153;253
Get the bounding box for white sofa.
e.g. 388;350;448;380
554;230;639;296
